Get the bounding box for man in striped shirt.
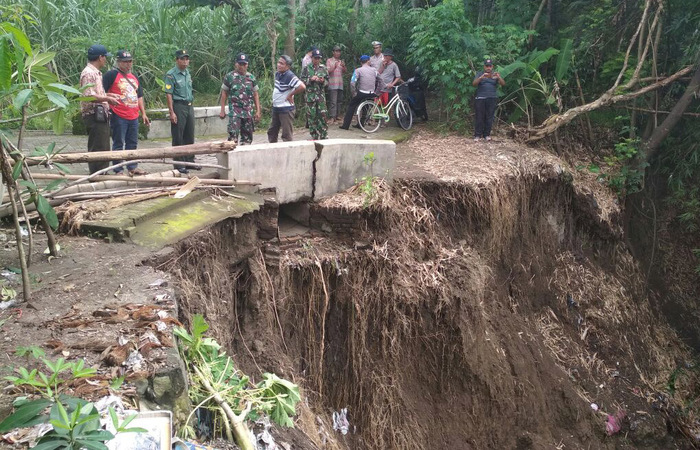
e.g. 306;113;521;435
267;55;306;142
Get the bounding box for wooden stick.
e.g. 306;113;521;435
33;173;237;185
24;141;236;166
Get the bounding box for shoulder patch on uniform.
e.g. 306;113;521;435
165;84;172;89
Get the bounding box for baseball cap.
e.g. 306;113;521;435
236;52;249;64
360;55;370;62
87;44;110;58
116;50;133;61
175;49;190;59
311;49;322;59
484;58;493;66
371;41;382;47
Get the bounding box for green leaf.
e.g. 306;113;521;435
35;195;58;230
45;91;69;109
52;162;71;174
1;23;31;55
52;107;66;135
28;52;56;68
13;89;33;110
74;439;110;450
32;438;69;450
0;38;12;91
555;38;573;82
47;83;81;95
76;430;114;441
12;160;23;181
191;314;209;340
0;399;52;432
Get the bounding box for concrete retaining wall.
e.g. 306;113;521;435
217;139;395;204
147;106;228;139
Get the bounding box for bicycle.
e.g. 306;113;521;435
356;78;414;133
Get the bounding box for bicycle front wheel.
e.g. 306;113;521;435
357;100;382;133
396;99;413;130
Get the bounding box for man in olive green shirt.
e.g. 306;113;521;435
164;49;196;174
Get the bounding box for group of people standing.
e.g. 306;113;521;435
79;43;506;177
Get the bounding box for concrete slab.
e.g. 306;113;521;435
313;139;395;199
146;106;229;139
80;190;264;248
217;141;317;204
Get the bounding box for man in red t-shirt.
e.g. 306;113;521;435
103;50;150;175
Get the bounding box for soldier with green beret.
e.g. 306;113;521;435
164;49;196;174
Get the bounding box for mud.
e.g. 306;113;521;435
162;136;695;449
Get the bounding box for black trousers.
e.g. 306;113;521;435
83;114;111;174
341;92;375;129
171;101;195;169
474;97;497;138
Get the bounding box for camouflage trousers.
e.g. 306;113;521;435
227;116;254;145
306;101;327;140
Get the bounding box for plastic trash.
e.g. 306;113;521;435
332;408;349;435
605;409;626;435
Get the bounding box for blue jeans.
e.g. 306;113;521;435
110;115;139;172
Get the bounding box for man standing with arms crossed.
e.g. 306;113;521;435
79;45;121;175
326;45;346;124
164;50;195;174
103;50;150;176
219;52;261;145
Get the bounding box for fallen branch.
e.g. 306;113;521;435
24;141;236;166
33;173;236;186
527;65;693;142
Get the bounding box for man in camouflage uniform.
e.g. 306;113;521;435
300;49;329;140
219;52;261;145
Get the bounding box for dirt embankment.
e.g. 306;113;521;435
162;133;697;449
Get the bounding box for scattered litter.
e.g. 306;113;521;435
157;310;169;319
105;410;172;450
140;331;161;346
154;293;170;303
154;320;168;332
43;243;61;254
254;416;279;449
0;299;18;310
95;394;127;416
1;270;19;282
124;351;145;371
118;335;130;346
590;403;599;412
566;293;577;308
605;409;626;435
149;279;168;289
1;423;52;446
174;176;201;199
20;227;28;237
332;408;349;435
172;438;219;450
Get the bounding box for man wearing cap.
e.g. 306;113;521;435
472;58;504;141
219;52;261;145
326;45;346;124
80;45;121;174
267;55;305;143
301;49;329;140
369;41;383;70
164;50;195;173
301;46;317;70
103;50;150;176
339;55;383;130
378;49;401;106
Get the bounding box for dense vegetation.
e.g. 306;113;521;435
1;0;698;272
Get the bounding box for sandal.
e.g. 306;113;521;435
128;168;148;176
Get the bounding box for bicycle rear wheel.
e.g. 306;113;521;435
396;99;413;130
357;100;382;133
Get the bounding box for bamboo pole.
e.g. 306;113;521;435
33;173;238;185
24;141;236;166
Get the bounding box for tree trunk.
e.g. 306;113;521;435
529;0;549;47
644;65;700;161
284;0;296;59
